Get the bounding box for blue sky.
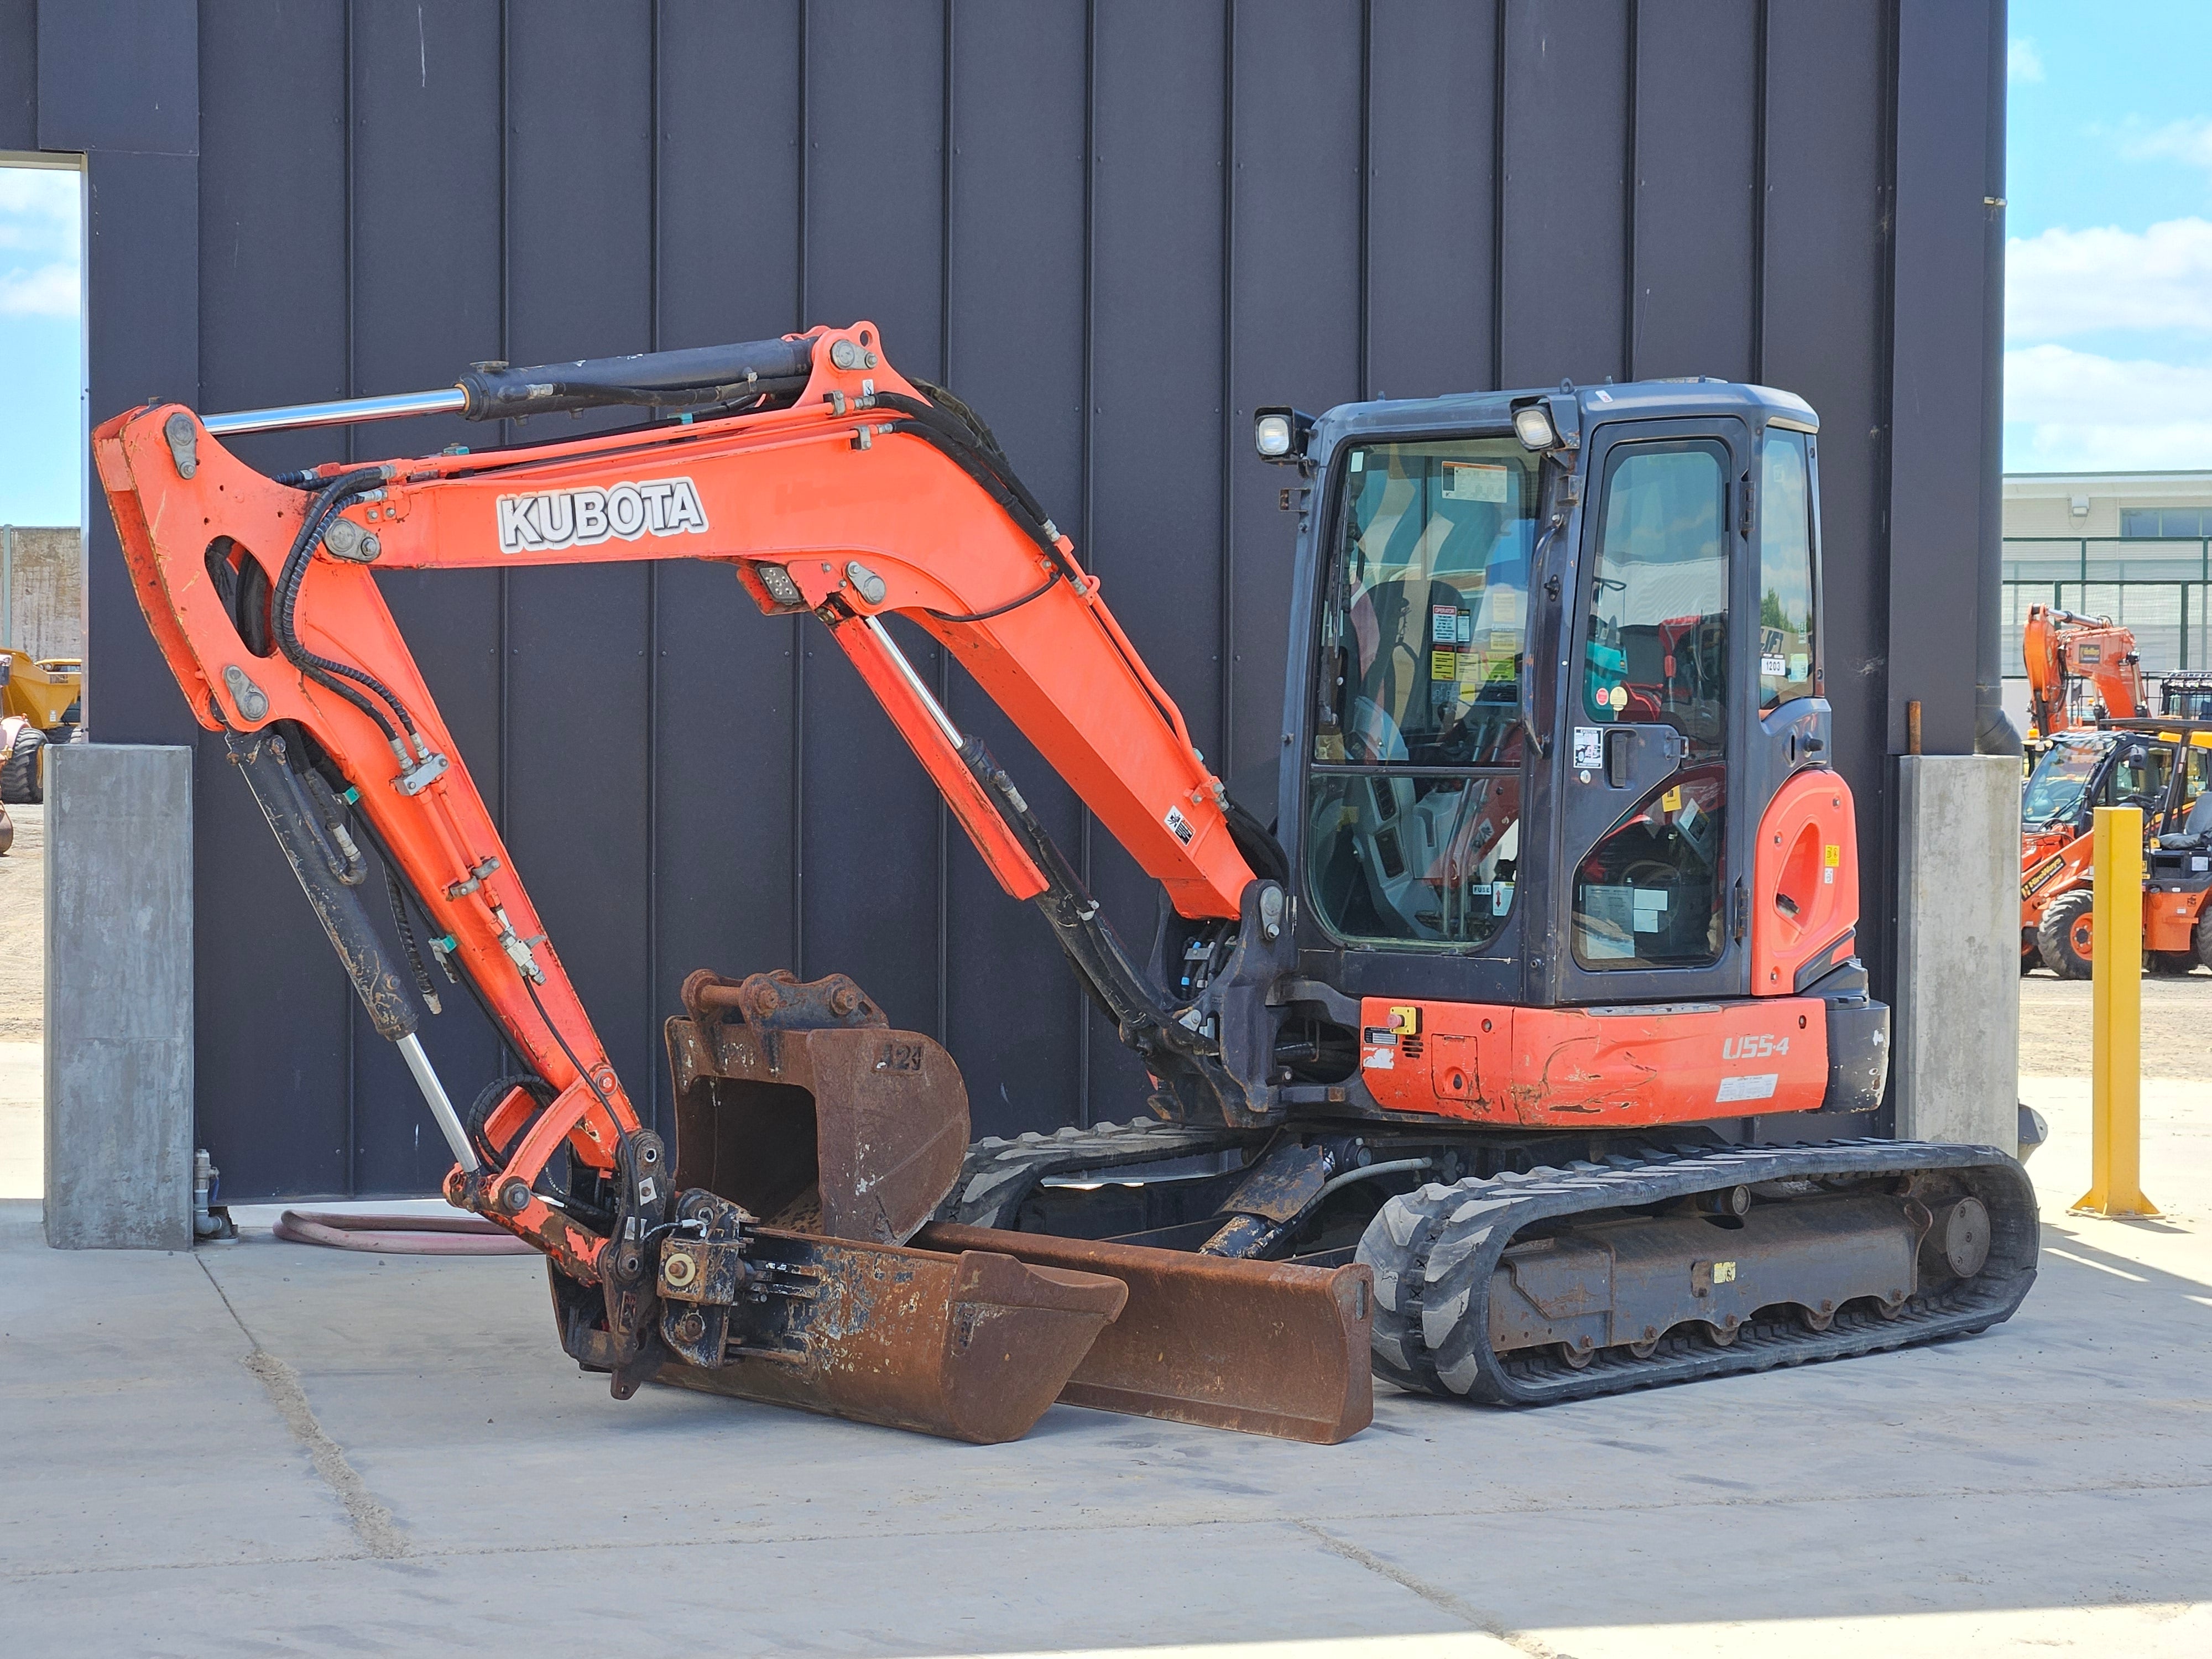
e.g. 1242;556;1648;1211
2006;0;2212;472
0;164;82;526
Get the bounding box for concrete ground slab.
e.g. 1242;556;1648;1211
3;1068;2209;1657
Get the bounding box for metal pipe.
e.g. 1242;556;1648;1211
863;614;966;748
202;386;468;437
397;1032;481;1173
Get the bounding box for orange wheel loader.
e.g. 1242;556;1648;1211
93;324;2035;1444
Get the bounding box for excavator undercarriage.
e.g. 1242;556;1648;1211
94;322;2036;1446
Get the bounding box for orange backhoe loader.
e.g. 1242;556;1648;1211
2020;719;2212;976
2022;604;2144;739
95;324;2034;1444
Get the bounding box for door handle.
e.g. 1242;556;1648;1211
1603;727;1634;787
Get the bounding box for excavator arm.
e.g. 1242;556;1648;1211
2023;603;2146;737
92;325;1360;1444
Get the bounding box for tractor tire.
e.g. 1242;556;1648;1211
0;724;43;805
2198;902;2212;973
2149;951;2198;976
2038;889;2097;979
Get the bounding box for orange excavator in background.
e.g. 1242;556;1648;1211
2022;604;2145;739
95;324;2034;1446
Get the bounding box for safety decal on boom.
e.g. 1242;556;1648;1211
496;477;710;552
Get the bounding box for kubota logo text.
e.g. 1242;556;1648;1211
495;477;709;553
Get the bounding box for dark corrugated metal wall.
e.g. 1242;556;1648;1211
11;1;2005;1199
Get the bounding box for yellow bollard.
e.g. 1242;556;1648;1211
2073;805;2159;1217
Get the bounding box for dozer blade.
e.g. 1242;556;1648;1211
667;970;968;1244
919;1222;1374;1444
653;1227;1129;1444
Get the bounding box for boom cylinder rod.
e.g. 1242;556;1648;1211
202;387;469;437
863;615;966;749
398;1032;481;1174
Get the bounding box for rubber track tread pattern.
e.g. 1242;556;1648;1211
1358;1138;2038;1406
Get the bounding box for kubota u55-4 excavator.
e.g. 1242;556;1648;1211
95;324;2035;1445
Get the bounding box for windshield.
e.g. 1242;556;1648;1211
2021;739;2109;825
1313;437;1540;768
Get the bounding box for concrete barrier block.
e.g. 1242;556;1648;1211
44;744;194;1249
1894;753;2021;1154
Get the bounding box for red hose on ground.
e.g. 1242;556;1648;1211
272;1209;537;1255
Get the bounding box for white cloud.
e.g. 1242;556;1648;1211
0;165;80;318
0;263;79;317
2007;217;2212;341
2005;343;2212;471
2122;116;2212;174
2008;38;2044;84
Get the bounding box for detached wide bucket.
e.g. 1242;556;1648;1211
920;1223;1375;1444
653;1228;1127;1444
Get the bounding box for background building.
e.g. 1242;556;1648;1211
5;1;2010;1199
1;525;81;664
2003;472;2212;731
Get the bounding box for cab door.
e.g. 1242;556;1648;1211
1547;417;1753;1006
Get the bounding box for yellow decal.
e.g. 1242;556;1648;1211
1661;786;1683;813
1431;649;1457;680
1824;842;1841;868
1713;1261;1737;1284
1388;1005;1422;1036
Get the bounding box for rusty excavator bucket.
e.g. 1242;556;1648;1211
627;970;1371;1445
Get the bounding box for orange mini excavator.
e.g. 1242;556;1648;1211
96;324;2034;1444
2023;603;2145;739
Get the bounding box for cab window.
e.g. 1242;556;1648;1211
1580;440;1729;756
1305;436;1537;948
1313;439;1538;768
1757;430;1817;707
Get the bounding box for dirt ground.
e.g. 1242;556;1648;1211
0;803;41;1040
2018;962;2212;1078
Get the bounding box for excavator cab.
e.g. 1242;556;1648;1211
1262;383;1860;1111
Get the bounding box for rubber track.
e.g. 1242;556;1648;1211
1358;1138;2039;1406
937;1118;1250;1229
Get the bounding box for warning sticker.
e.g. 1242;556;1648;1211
1431;648;1458;680
1443;461;1509;503
1717;1073;1779;1104
1573;726;1603;768
1164;804;1194;846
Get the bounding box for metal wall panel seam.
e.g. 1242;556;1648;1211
646;0;664;1131
1357;0;1371;399
344;0;359;1194
497;0;512;852
791;0;809;979
1490;0;1506;392
1219;0;1237;770
1077;0;1097;1128
1750;0;1768;386
1871;0;1903;1104
1623;0;1639;382
936;0;955;1048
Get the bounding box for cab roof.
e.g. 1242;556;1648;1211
1309;378;1819;459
